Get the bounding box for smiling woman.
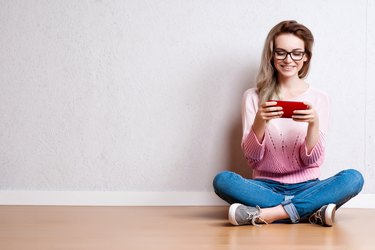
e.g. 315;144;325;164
213;20;364;227
257;21;314;104
273;34;308;82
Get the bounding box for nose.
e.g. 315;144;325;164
283;53;293;63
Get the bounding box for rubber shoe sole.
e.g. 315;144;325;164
228;203;242;226
323;203;337;227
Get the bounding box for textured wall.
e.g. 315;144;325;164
0;0;374;193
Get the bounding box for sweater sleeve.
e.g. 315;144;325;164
241;89;266;162
299;131;326;166
242;128;266;162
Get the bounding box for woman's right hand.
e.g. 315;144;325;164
251;101;283;143
256;101;283;121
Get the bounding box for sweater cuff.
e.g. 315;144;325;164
242;128;265;162
299;133;325;165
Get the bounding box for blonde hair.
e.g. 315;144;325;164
256;20;314;104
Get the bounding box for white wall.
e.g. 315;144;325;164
0;0;374;205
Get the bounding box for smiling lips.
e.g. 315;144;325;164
281;65;296;70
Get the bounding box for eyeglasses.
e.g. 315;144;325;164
273;49;305;61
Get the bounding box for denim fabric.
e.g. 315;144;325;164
213;169;364;223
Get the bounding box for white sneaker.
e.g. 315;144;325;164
228;203;265;226
309;203;336;227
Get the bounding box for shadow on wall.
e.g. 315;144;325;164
226;68;257;180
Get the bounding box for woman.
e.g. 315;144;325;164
213;20;364;227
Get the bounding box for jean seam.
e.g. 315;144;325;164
293;177;337;200
245;179;283;195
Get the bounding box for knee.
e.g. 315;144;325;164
213;171;235;193
340;169;364;194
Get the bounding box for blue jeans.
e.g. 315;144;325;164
213;169;364;223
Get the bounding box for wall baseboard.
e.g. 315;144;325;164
0;191;374;208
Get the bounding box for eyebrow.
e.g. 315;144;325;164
274;48;305;51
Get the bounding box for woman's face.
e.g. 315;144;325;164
273;33;308;79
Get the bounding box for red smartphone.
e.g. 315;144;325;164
269;100;309;118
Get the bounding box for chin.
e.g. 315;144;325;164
281;71;297;77
277;70;298;78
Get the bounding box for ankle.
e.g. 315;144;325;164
260;206;289;223
258;210;276;224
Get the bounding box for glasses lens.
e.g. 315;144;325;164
291;52;304;61
274;51;287;60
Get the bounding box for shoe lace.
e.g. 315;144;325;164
309;208;323;225
246;206;268;227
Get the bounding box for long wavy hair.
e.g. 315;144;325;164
256;20;314;104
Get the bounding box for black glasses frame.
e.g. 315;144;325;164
273;49;306;61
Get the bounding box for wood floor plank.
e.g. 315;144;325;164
0;206;374;249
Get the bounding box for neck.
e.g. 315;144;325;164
277;74;301;87
277;76;308;100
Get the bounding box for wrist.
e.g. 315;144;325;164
308;116;319;126
254;112;267;127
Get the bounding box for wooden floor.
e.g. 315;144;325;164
0;206;374;250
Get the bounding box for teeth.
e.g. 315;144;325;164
283;66;294;70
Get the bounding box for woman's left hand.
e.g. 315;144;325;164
292;102;318;124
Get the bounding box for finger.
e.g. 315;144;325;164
292;117;310;122
292;113;313;118
292;114;314;121
293;110;311;115
262;111;283;119
264;115;283;121
262;101;278;108
262;109;283;116
265;106;283;112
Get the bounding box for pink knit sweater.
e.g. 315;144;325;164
241;86;330;184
